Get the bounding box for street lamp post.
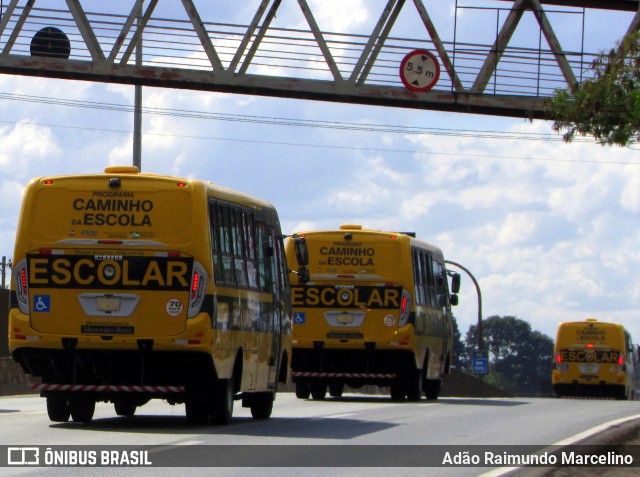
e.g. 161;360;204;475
445;260;483;352
1;255;12;289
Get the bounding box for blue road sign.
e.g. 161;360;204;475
471;351;489;374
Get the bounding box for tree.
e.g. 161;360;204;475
451;315;467;368
465;316;554;396
547;31;640;146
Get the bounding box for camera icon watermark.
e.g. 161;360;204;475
7;447;40;466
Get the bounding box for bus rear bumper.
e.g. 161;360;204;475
8;309;213;354
553;382;628;399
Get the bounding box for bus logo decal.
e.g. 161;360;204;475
27;254;193;291
291;285;401;309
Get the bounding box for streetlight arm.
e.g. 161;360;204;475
445;260;483;352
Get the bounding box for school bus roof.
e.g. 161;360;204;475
292;225;444;256
27;167;275;211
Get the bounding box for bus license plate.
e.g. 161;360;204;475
97;296;121;312
337;314;353;324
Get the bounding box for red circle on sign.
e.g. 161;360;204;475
400;49;440;92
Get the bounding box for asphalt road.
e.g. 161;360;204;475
0;393;638;476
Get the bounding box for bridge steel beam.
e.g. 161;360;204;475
0;0;636;118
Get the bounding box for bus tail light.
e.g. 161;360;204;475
555;353;563;370
616;353;626;372
398;289;412;327
187;261;208;319
13;259;30;314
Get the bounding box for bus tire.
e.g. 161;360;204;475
211;378;234;425
310;382;327;400
406;372;423;402
424;379;441;400
329;382;344;398
114;401;137;417
46;394;70;422
295;381;311;399
250;392;274;420
185;398;209;425
69;395;96;423
390;383;406;402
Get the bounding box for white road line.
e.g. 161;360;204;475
479;413;640;477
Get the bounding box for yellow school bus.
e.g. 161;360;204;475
9;166;292;424
552;319;640;400
284;225;460;401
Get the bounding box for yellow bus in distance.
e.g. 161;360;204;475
285;225;460;401
10;166;292;424
552;318;640;400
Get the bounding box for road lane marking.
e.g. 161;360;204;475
479;412;640;477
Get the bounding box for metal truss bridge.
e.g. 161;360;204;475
0;0;638;118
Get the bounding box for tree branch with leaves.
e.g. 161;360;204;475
547;31;640;147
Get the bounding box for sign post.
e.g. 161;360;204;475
399;49;440;92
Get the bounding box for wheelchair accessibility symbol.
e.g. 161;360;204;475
33;295;50;313
293;312;306;324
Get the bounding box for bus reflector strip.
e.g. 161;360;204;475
174;339;202;345
292;372;397;379
38;249;64;255
31;384;185;393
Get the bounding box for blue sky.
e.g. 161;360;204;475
0;0;638;344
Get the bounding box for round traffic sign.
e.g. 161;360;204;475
399;49;440;92
30;27;71;59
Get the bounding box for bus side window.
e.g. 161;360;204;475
256;222;273;292
425;253;436;308
209;201;224;284
275;237;290;306
244;212;259;289
231;208;248;288
219;204;236;285
412;249;427;306
412;249;421;305
432;260;446;308
267;227;278;296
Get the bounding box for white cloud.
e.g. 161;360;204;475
619;166;640;213
0;121;58;177
306;0;371;32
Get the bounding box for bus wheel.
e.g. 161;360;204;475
329;382;344;398
114;401;137;417
390;383;406;402
310;383;327;400
424;379;441;401
211;378;234;425
46;394;70;422
406;372;423;402
69;395;96;423
295;382;311;399
250;392;274;420
185;398;209;425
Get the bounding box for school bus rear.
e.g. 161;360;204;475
10;167;213;397
285;226;418;398
552;319;633;399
